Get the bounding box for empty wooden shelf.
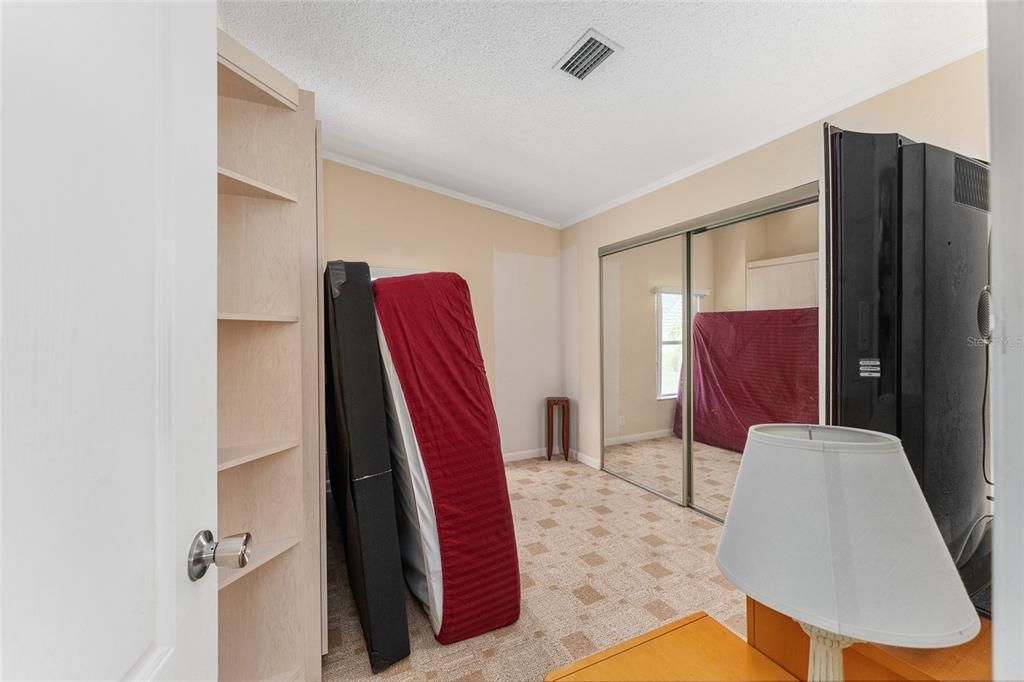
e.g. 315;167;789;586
218;166;298;203
265;667;303;682
218;536;300;590
218;312;300;323
218;31;299;111
218;440;300;472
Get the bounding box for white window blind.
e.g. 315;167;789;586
657;289;683;398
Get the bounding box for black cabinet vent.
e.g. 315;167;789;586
954;156;990;212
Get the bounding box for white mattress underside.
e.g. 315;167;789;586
377;319;444;634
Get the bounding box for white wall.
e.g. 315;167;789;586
561;246;591;466
493;252;563;459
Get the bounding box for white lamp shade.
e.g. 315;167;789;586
716;424;980;648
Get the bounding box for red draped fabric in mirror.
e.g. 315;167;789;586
674;308;818;453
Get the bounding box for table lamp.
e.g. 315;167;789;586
716;424;980;682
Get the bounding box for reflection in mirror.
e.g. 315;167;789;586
689;203;819;518
601;235;685;502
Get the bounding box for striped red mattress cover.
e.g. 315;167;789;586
374;272;520;644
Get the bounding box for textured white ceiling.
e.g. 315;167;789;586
219;1;986;228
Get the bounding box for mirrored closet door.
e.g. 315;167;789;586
599;184;821;521
601;235;687;503
687;202;819;519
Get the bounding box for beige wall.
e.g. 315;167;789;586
746;203;819;262
709;224;748;313
561;51;990;466
691;233;715;312
602;236;683;441
692;202;819;313
323;161;562;458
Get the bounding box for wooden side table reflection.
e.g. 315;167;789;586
546;397;570;461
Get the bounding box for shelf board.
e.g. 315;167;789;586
218;166;297;203
218;312;299;323
265;667;303;682
218;59;298;111
218;440;300;472
219;536;300;590
218;30;299;111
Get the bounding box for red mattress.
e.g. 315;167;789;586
373;272;520;644
689;308;818;453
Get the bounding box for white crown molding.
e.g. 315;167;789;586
322;151;562;229
562;38;987;229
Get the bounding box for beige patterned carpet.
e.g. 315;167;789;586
691;441;742;519
323;458;745;681
602;436;741;518
602;436;684;500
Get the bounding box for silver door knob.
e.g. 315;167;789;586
187;530;252;581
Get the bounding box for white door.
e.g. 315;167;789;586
1;2;218;679
988;2;1024;679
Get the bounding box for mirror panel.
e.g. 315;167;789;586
688;203;820;518
601;235;686;503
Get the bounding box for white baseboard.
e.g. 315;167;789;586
503;448;546;462
504;447;599;469
603;429;673;447
574;449;600;470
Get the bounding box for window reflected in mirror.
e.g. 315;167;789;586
601;235;685;502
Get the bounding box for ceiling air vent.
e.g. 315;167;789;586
556;29;621;80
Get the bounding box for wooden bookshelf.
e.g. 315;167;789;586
216;29;322;682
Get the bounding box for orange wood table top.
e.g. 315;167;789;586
747;598;992;681
545;611;798;681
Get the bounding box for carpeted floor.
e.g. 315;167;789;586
602;436;684;500
323;458;745;681
602;436;741;518
691;441;742;519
